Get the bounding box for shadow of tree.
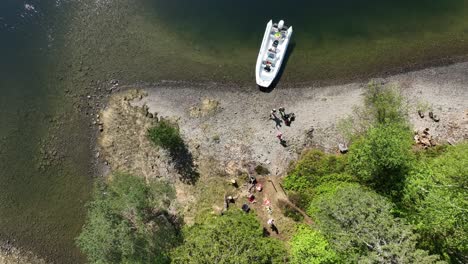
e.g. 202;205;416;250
168;143;199;185
148;120;199;184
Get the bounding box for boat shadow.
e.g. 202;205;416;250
259;42;296;93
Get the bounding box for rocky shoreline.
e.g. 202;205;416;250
94;61;467;230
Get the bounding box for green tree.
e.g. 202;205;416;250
76;173;180;264
309;184;443;263
402;143;468;263
290;225;339;264
348;123;413;194
171;210;286;263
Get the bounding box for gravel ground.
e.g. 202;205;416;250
133;62;468;178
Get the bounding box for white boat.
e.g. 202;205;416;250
255;20;293;87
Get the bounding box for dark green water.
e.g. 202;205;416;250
0;0;467;262
148;0;468;81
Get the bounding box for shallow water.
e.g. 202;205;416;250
0;0;467;262
0;0;92;262
147;0;468;82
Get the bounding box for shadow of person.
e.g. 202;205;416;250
263;227;271;237
259;42;296;93
271;224;279;234
280;140;287;147
273;116;282;128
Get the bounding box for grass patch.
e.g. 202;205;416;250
278;199;304;222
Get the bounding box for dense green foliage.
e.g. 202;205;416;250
290;225;338;264
284;150;348;191
348;123;413;194
402;143;468;263
284;84;466;263
283;150;352;209
171;210;286;263
309;184;442;263
76;174;180;264
148;120;184;153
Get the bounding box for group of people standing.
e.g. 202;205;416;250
270;106;295;146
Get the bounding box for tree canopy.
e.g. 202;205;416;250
402;143;468;263
348;123;413;195
76;173;180;264
309;184;443;263
171;210;286;264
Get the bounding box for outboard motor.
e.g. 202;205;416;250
278;20;284;29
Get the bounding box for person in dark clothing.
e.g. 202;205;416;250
289;113;295;122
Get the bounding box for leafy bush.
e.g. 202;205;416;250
364;82;408;125
308;184;443;263
283;150;350;210
148;120;184;152
348;123;413;194
290;225;339;264
338;82;408;140
171;210;287;263
402;143;468;263
76;173;180;264
284;150;348;191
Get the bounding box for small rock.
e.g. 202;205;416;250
148;113;154;118
429;111;434;119
109;79;119;85
87;95;91;99
433;115;440;122
98;125;104;132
